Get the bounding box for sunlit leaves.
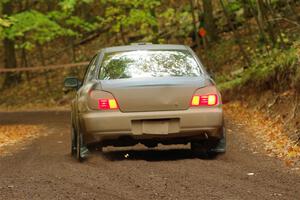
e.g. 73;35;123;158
100;0;160;9
0;17;12;39
158;6;193;39
177;10;193;37
48;10;99;38
126;9;157;27
226;0;242;13
66;16;97;32
1;0;195;48
0;17;11;27
59;0;77;12
1;0;100;51
59;0;95;12
159;8;175;26
101;0;160;41
4;10;75;47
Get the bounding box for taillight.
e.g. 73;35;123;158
98;98;119;110
191;94;218;106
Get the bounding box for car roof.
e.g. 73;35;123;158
101;44;189;53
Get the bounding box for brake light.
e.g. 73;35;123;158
98;98;119;110
191;94;218;106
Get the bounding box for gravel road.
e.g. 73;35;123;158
0;111;299;200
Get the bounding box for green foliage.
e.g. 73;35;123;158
176;9;193;37
158;6;193;38
0;17;11;39
0;17;11;27
66;16;97;32
59;0;77;12
227;1;242;13
1;0;102;51
1;0;300;108
1;0;194;49
50;0;101;36
59;0;95;12
218;77;243;91
47;10;70;21
3;10;75;49
218;44;299;92
101;0;160;41
47;10;99;38
100;0;160;9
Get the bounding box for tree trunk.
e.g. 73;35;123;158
247;0;269;44
256;0;265;29
241;0;252;35
150;8;159;44
37;43;50;90
219;0;251;67
189;0;201;49
264;1;285;48
2;1;19;87
257;0;277;45
287;0;300;22
119;23;127;45
241;0;252;18
21;37;31;84
202;0;218;42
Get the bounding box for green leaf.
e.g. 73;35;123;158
3;10;76;47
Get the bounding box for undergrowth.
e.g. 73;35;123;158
217;41;300;93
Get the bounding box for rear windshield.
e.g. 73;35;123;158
99;50;202;80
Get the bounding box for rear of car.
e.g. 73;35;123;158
70;44;225;160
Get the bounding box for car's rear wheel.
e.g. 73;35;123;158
76;132;89;162
191;129;226;157
76;133;84;162
71;126;77;156
191;140;213;156
211;131;226;153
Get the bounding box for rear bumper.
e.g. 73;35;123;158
79;107;224;144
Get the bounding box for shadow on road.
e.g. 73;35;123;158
97;149;218;162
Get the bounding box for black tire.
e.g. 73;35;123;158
191;140;212;157
76;132;84;162
71;126;77;156
191;130;226;157
211;128;226;153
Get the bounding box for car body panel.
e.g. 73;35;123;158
79;107;223;144
102;44;191;53
99;76;211;112
69;44;225;148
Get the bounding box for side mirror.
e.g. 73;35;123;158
64;77;81;90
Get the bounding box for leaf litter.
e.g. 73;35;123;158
0;124;44;155
224;101;300;168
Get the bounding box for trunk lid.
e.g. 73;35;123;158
99;76;210;112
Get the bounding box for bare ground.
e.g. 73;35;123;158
0;111;299;200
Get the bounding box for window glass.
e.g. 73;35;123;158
83;56;98;83
99;50;202;80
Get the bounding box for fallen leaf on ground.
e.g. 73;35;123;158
0;124;44;155
224;102;300;168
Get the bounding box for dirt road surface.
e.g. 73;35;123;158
0;111;299;200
